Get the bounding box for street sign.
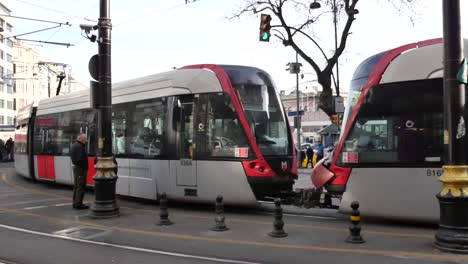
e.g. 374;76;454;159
333;96;345;113
288;110;304;117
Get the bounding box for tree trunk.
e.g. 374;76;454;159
317;71;333;116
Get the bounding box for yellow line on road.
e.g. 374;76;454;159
0;206;463;262
1;174;433;239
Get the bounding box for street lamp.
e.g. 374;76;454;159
309;1;321;9
309;0;358;97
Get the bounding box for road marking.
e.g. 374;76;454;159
54;203;72;207
0;223;260;264
23;205;48;210
0;198;62;207
284;213;336;219
0;187;460;261
3;174;433;239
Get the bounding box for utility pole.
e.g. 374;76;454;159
295;53;301;157
332;0;339;97
435;0;468;253
90;0;119;218
286;55;302;167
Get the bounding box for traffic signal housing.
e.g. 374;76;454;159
259;14;271;42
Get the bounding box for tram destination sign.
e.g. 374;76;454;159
0;125;14;131
287;110;304;117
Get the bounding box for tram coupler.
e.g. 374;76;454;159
283;188;337;209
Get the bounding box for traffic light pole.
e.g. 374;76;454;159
295;52;301;168
435;0;468;253
90;0;119;218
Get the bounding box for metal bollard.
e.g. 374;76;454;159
212;195;229;231
346;201;365;243
156;193;173;226
268;198;288;237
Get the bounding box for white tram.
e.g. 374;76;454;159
313;38;468;222
15;64;297;205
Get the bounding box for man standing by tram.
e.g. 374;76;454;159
70;134;89;210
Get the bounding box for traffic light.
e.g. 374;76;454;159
259;14;271;42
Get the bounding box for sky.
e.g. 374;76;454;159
1;0;465;95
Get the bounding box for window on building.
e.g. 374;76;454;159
6;84;13;94
0;19;4;28
6;23;12;32
6;39;13;48
16;82;23;94
0;116;3;124
6;54;12;63
0;34;4;43
7;116;13;125
0;50;4;60
17;99;24;109
0;99;3;108
6;101;13;109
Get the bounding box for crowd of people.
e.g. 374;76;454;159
299;142;334;169
0;137;14;162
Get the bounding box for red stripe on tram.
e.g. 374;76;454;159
45;156;55;180
87;157;96;185
37;156;47;179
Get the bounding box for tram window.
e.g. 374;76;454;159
14;124;27;154
128;98;167;159
112;106;128;157
84;110;97;156
338;78;443;167
197;93;251;159
33;114;58;155
51;110;90;156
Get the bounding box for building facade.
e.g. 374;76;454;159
280;90;331;143
0;3;15;126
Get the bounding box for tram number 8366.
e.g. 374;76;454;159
426;169;443;177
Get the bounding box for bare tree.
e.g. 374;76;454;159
231;0;417;117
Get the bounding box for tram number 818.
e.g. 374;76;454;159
426;169;443;177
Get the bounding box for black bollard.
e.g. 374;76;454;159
346;201;365;243
212;195;229;231
156;193;173;226
268;198;288;237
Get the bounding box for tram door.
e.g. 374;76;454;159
176;95;197;187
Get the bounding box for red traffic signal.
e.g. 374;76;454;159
259;14;271;42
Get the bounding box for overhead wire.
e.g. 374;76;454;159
114;1;199;27
13;0;98;22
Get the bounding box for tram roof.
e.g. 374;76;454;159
36;68;223;116
380;39;468;84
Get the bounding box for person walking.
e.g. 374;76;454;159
0;139;5;161
5;137;13;161
306;145;313;168
70;134;89;210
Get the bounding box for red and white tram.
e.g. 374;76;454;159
311;38;468;222
15;64;297;205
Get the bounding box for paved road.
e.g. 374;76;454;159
0;162;462;264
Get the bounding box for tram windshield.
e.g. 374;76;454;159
222;66;291;156
341;52;386;135
337;78;443;167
